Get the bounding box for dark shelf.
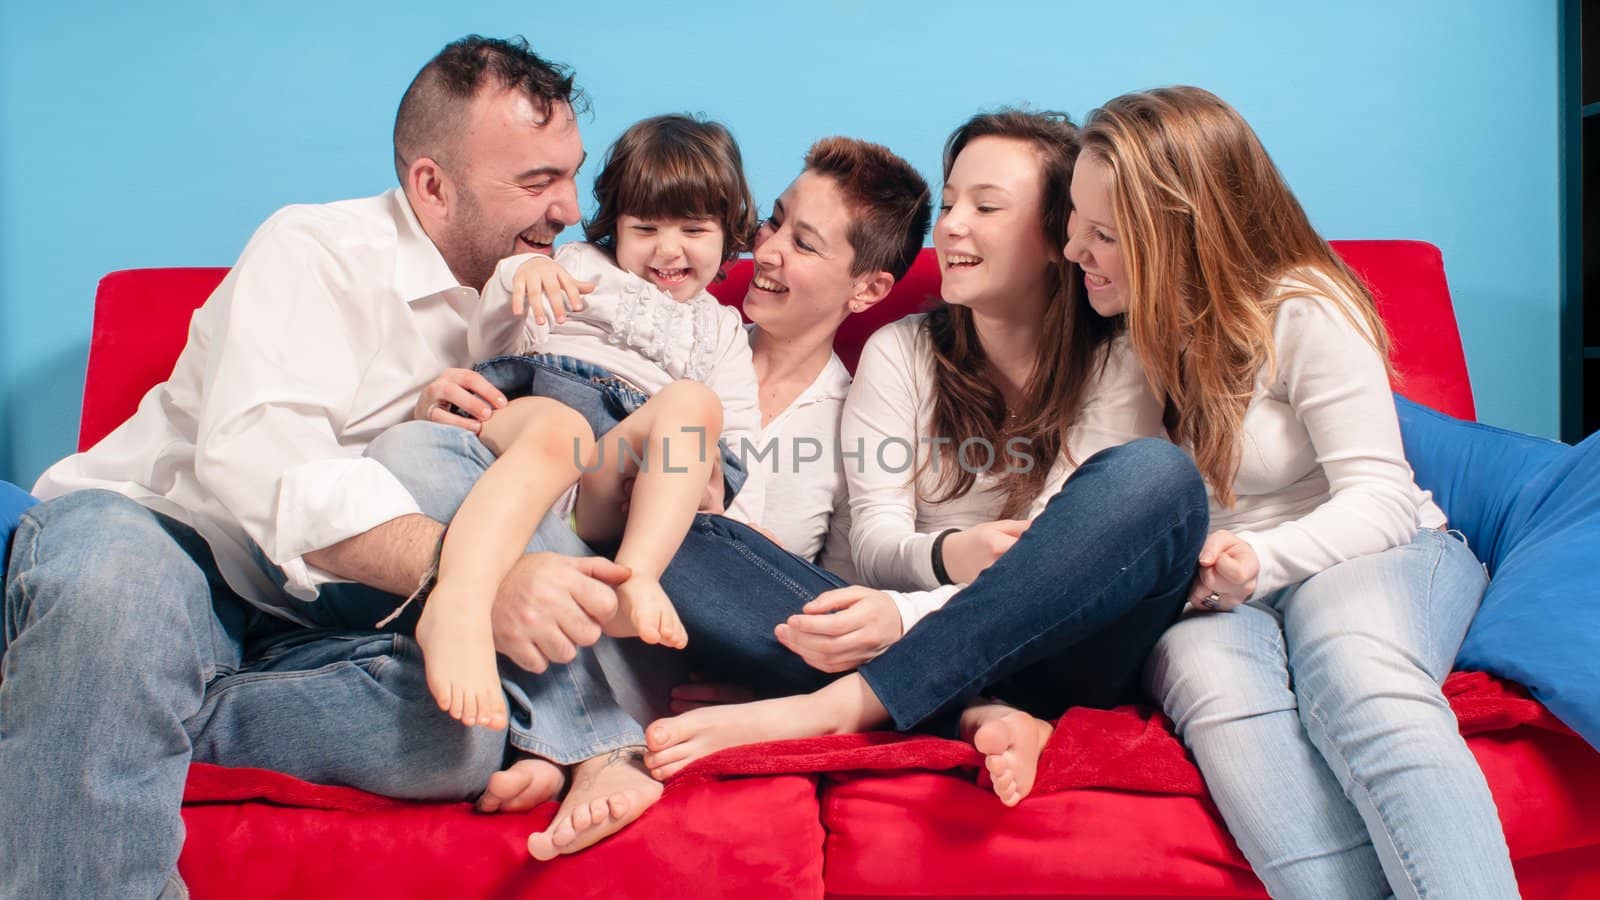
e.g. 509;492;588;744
1563;0;1594;440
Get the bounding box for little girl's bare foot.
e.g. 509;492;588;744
966;703;1053;807
605;577;687;649
414;588;508;730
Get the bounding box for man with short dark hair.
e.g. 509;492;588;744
0;36;650;899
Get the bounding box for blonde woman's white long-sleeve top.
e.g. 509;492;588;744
1213;272;1445;599
841;314;1165;631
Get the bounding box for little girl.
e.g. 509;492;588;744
403;114;761;729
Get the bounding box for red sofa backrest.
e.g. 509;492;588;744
79;241;1475;452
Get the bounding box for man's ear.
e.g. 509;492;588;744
405;156;453;224
848;271;895;314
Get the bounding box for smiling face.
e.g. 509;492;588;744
613;214;726;300
742;171;870;341
933;136;1058;313
1064;154;1128;317
432;88;585;290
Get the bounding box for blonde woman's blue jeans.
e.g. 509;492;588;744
1145;528;1518;899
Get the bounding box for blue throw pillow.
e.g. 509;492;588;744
1397;396;1600;749
1;481;40;583
1457;428;1600;749
1395;396;1567;573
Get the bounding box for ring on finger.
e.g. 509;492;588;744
1201;591;1221;611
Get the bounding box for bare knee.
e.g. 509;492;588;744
650;380;724;437
481;397;594;464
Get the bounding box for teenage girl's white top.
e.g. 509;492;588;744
475;242;763;500
1209;271;1445;600
843;314;1166;632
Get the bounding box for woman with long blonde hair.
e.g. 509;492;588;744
1059;86;1515;898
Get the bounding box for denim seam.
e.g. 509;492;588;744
6;513;42;644
880;500;1207;729
1301;700;1426;898
509;730;645;765
722;526;815;602
1298;536;1446;899
195;658;392;703
518;355;650;410
1421;530;1447;679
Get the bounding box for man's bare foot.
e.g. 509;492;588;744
527;748;662;860
965;703;1053;807
476;756;566;814
603;576;687;649
414;588;508;730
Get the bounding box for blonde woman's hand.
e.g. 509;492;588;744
1187;529;1259;612
413;368;508;433
511;255;594;325
776;586;904;673
940;519;1030;584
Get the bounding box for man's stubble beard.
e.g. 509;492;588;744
441;185;505;292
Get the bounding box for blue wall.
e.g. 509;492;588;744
0;1;1561;486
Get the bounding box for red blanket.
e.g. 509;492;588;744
184;671;1567;809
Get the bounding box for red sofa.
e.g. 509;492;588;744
82;242;1600;898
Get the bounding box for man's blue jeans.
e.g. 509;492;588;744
0;423;642;900
661;438;1211;731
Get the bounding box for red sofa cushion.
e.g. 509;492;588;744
809;674;1600;899
179;769;827;899
77;241;1474;452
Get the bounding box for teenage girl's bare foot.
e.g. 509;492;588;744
476;756;566;814
526;748;663;860
414;588;508;730
965;703;1053;807
643;693;841;780
604;576;687;649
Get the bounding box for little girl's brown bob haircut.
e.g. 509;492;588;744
584;114;759;269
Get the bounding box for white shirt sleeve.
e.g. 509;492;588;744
470;252;543;359
883;584;961;635
842;321;942;591
1234;292;1422;597
192;213;423;596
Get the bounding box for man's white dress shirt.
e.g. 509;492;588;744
35;189;499;620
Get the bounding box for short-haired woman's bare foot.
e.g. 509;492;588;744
476;756;566;814
963;702;1053;807
526;748;662;861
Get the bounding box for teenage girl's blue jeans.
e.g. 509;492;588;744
1144;528;1519;900
661;438;1211;730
